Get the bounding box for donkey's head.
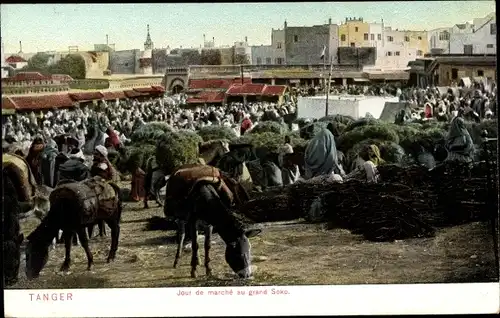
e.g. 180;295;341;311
225;228;262;279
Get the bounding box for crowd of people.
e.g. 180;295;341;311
1;80;496;194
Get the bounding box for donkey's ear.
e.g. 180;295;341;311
245;228;262;238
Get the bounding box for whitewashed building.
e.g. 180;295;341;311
428;27;452;54
449;13;496;54
374;27;418;70
233;37;252;63
271;28;286;64
250;28;286;65
364;22;386;70
5;55;28;70
1;40;9;78
251;45;275;65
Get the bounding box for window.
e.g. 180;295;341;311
377;34;381;40
294;35;299;42
266;57;272;64
404;36;410;42
487;44;494;48
417;50;423;56
276;57;283;65
395;51;400;56
370;34;375;41
387;36;394;42
439;31;450;41
355;27;358;32
341;34;346;41
451;68;458;80
463;45;473;55
350;42;355;47
277;42;282;49
256;57;262;65
386;51;392;56
491;23;496;35
477;70;484;76
417;36;422;40
364;33;369;40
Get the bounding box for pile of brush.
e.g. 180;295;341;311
233;160;496;242
318;181;437;241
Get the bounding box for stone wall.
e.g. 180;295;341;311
338;47;376;66
109;49;140;74
285;25;338;65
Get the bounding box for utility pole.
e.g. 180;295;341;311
325;56;333;116
240;64;244;85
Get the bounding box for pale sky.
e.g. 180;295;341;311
1;2;496;54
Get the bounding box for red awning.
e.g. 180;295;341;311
133;87;156;93
151;85;166;93
8;94;75;111
101;91;126;100
124;90;147;98
262;85;287;96
69;92;104;102
186;91;225;104
2;97;17;110
226;83;266;96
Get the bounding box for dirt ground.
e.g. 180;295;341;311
9;182;499;289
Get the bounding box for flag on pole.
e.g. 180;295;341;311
320;45;326;60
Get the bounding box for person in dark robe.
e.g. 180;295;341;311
304;127;345;179
445;116;475;163
471;90;486;118
57;148;90;183
259;152;283;190
26;136;46;184
40;139;60;188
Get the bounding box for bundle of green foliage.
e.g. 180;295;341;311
249;121;289;135
197;125;237;142
127;144;156;172
343;118;380;132
318;114;355;126
130;122;173;144
237;131;308;159
156;131;200;174
337;123;400;153
177;129;203;145
237;132;284;154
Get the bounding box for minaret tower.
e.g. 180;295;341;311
144;24;154;50
139;24;154;75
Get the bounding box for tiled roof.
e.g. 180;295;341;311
51;74;74;82
5;55;27;63
186;91;225;104
8;94;75;111
7;72;51;81
262;85;287;96
101;91;126;100
226;83;266;95
1;97;16;109
69;92;104;102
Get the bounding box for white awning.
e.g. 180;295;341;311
353;78;370;82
